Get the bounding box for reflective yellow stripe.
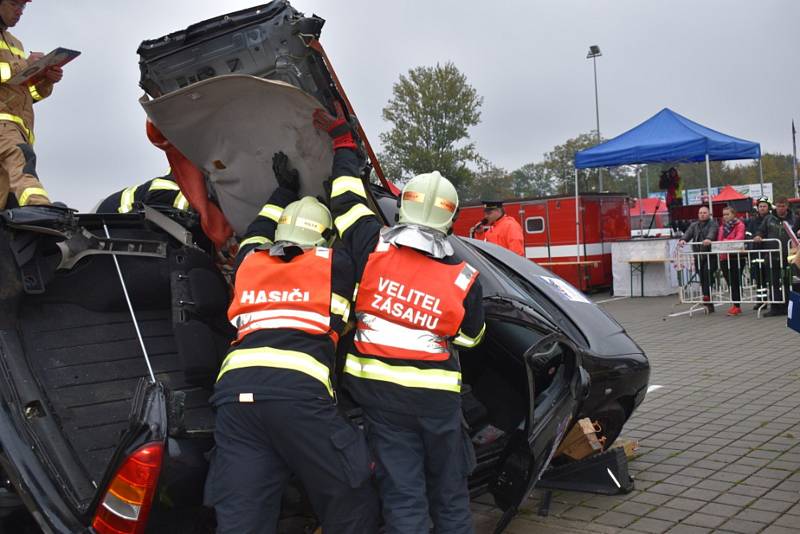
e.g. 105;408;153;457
18;187;49;206
330;292;350;319
331;176;366;198
259;203;283;223
0;62;11;83
118;185;138;213
28;84;43;102
0;113;33;144
453;323;486;348
0;41;25;58
334;203;373;235
239;235;271;248
148;178;181;192
173;192;190;211
218;348;333;397
344;354;462;393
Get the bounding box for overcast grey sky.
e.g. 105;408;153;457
14;0;800;209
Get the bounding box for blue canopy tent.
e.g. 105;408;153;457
575;108;761;211
568;108;761;256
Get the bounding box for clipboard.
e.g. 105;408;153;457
5;47;80;86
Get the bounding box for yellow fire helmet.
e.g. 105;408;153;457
274;196;333;246
398;171;459;234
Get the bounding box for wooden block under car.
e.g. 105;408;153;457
555;418;605;460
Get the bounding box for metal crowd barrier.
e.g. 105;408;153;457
675;238;787;318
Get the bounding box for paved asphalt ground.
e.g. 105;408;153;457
474;294;800;534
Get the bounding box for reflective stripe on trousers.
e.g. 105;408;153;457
0;113;34;144
344;354;461;393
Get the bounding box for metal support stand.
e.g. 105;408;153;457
537;448;634;502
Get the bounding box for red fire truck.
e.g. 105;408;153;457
452;193;631;291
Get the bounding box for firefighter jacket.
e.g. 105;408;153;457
211;186;357;405
328;148;486;416
476;214;524;256
97;172;190;214
0;30;53;144
745;213;768;250
756;212;798;259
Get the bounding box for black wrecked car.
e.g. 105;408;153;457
0;2;648;533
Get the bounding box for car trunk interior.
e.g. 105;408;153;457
8;226;227;509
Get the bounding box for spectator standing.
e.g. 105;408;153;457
679;206;719;313
745;197;771;306
717;205;745;316
755;198;796;316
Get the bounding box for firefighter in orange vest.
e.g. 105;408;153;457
315;103;486;534
0;0;63;209
474;199;524;255
204;152;378;533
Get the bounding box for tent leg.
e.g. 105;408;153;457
575;169;580;263
637;166;643;234
758;159;764;197
705;154;713;212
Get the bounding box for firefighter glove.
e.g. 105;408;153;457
313;101;357;151
272;151;300;194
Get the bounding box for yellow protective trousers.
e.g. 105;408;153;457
0;121;48;208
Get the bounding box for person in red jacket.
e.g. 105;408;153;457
474;199;524;256
717;205;746;316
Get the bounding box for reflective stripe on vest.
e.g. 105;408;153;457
0;40;24;58
344;354;461;393
173;192;190;210
355;312;448;360
453;323;486;348
330;292;350;319
18;187;49;206
231;309;331;338
28;84;42;102
218;347;333;397
334;203;373;235
148;178;181;192
0;62;11;83
259;203;283;223
0;113;33;144
118;185;138;213
239;235;271;248
331;176;367;199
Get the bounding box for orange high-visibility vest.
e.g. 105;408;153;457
228;247;336;344
353;239;478;361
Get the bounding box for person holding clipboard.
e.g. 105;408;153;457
0;0;71;208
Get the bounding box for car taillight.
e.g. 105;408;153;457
92;442;164;534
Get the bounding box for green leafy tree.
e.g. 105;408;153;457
460;161;514;203
510;162;556;198
379;62;483;189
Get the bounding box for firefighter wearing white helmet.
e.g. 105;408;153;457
206;152;378;533
0;0;65;209
316;102;486;534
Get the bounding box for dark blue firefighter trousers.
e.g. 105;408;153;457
363;407;477;534
205;398;379;534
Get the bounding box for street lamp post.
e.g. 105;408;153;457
586;45;602;191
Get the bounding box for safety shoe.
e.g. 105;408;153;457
763;307;787;317
705;303;715;314
726;306;742;316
